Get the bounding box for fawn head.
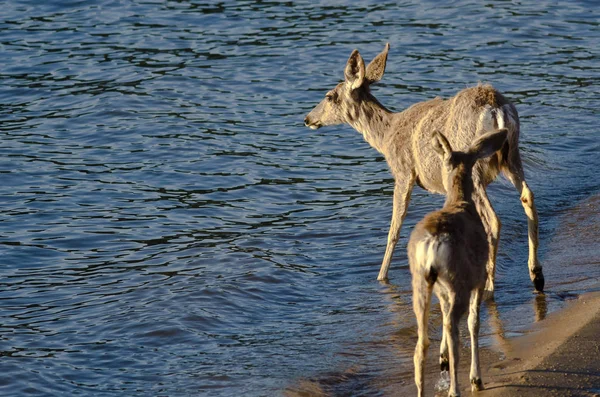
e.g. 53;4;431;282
432;129;508;195
304;43;390;130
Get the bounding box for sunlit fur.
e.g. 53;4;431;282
304;44;543;295
408;129;508;397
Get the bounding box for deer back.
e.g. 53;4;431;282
409;205;489;290
408;84;513;194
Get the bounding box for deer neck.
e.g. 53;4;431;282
346;92;392;153
444;166;476;209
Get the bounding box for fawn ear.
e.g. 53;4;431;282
344;49;366;91
431;131;453;160
469;129;508;160
365;43;389;84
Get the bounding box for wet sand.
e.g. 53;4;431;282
481;290;600;397
478;195;600;397
373;291;600;397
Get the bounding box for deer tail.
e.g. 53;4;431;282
416;234;451;286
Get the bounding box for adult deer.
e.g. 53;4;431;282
409;129;508;397
304;43;544;296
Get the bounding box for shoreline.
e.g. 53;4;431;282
479;193;600;396
385;290;600;397
282;291;600;396
481;290;600;397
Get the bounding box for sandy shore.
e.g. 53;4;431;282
381;291;600;397
479;290;600;397
283;292;600;397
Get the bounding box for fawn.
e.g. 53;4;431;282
408;129;508;396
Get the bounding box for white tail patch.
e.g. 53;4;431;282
496;108;505;130
478;106;496;133
498;105;519;131
479;106;516;133
415;234;451;281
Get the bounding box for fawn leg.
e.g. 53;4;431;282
468;288;484;391
413;277;433;397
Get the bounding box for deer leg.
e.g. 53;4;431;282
501;153;544;292
473;185;501;299
439;295;450;372
378;176;415;281
443;295;463;397
468;288;484;391
413;277;433;397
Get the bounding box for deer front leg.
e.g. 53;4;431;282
377;175;415;281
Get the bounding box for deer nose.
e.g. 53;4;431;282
304;116;310;126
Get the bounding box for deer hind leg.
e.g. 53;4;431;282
413;277;433;397
473;182;501;300
442;294;464;397
501;143;544;292
378;175;415;281
468;287;484;391
439;295;450;372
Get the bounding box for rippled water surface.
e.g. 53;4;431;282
1;1;599;396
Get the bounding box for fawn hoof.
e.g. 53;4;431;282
471;377;484;391
532;269;545;292
440;358;449;372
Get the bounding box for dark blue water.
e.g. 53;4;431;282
1;1;599;396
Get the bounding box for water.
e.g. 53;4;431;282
1;1;599;396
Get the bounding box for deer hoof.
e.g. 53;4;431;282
470;377;484;391
482;288;495;301
377;273;389;282
440;358;449;372
532;269;545;292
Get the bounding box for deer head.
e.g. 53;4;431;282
432;129;508;199
304;43;390;130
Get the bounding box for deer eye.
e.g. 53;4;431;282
325;92;337;102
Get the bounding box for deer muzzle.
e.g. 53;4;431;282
304;116;322;130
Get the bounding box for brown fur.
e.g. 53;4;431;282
469;84;507;109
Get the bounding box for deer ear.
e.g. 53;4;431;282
431;131;453;160
366;43;389;84
469;129;508;160
344;49;366;91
